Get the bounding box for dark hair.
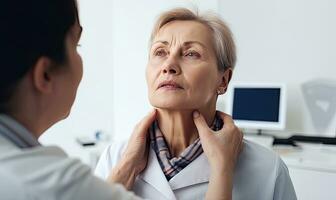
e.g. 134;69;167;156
0;0;79;112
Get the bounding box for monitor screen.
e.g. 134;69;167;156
232;88;281;122
227;83;286;131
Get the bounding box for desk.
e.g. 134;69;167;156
274;144;336;200
244;135;336;200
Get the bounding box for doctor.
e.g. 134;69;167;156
0;0;243;199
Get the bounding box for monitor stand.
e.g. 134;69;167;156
242;129;267;136
242;129;274;148
245;129;266;136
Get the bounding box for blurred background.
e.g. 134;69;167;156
38;0;336;199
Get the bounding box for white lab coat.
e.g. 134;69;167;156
95;139;297;200
0;115;142;200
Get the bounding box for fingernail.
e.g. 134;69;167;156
193;111;200;118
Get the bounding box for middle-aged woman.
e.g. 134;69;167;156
95;8;297;200
0;1;243;200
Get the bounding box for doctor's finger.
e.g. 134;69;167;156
193;111;211;140
217;111;241;137
239;137;244;153
134;109;157;136
217;111;234;127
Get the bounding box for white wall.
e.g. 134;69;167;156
218;0;336;136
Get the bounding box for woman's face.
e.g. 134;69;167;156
146;20;226;110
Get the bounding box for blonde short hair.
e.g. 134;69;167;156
150;8;237;71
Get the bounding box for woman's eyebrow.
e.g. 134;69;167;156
183;41;206;48
151;40;207;49
152;40;169;46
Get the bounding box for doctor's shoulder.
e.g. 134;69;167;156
94;139;128;180
0;145;96;199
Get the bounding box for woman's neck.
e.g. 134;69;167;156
157;107;217;157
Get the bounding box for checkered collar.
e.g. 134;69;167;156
149;111;223;180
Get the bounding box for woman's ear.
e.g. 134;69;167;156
219;68;233;93
31;57;54;94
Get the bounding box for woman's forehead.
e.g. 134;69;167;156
154;20;212;46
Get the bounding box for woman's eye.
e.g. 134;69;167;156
185;51;200;58
154;49;167;57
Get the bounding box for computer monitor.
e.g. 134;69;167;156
226;83;286;131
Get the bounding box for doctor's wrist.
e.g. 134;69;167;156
209;159;235;175
207;169;233;200
107;159;138;190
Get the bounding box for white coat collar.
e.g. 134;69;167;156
169;151;210;190
139;148;176;200
0;114;40;148
139;148;210;197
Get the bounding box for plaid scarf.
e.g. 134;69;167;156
149;112;223;180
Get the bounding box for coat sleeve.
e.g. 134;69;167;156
4;145;143;200
42;158;143;200
273;157;297;200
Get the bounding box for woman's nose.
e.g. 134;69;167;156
163;67;178;74
162;56;181;75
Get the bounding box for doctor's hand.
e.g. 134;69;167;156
193;110;243;173
108;109;156;190
193;110;243;200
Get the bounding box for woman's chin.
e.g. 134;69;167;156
151;102;195;110
149;94;203;110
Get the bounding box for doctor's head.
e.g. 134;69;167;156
146;8;236;111
0;0;82;133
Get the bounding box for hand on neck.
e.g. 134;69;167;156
157;108;217;157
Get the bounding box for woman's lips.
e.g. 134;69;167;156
157;81;183;90
160;84;182;90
